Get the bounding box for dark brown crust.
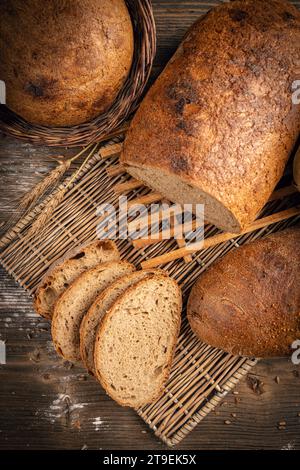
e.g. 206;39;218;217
187;228;300;358
33;240;119;319
93;274;182;408
0;0;133;126
122;0;300;231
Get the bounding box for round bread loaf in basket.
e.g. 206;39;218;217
0;0;156;147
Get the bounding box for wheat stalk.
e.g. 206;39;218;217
1;160;71;237
25;188;68;239
0;144;95;248
18;160;70;210
25;144;98;240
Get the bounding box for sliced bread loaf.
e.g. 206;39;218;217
121;0;300;233
34;240;119;319
187;228;300;358
94;274;182;408
52;261;135;362
80;269;166;375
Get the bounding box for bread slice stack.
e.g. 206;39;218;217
80;269;166;375
33;240;182;408
94;274;182;408
52;261;135;362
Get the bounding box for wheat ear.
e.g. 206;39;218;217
25;144;98;239
0;144;94;249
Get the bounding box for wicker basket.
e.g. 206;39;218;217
0;0;156;147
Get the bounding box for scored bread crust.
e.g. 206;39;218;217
34;240;119;319
80;269;167;374
52;260;135;363
121;0;300;233
93;274;182;408
187;227;300;358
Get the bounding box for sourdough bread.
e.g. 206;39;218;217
187;228;300;358
34;240;120;319
122;0;300;233
94;274;182;408
52;261;135;363
80;269;166;374
0;0;133;126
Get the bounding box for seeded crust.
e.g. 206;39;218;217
51;261;135;363
122;0;300;233
94;274;182;408
80;269;167;375
34;240;120;319
187;228;300;358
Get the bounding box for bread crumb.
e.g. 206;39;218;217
278;420;287;426
247;375;265;395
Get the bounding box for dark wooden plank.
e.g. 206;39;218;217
1;272;300;450
1;0;300;450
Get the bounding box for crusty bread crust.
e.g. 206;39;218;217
80;269;167;374
187;227;300;358
34;240;119;319
122;0;300;232
94;274;182;408
0;0;133;126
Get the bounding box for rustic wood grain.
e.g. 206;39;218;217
1;0;300;450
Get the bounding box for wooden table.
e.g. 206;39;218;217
1;0;300;450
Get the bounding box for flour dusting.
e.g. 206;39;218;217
92;417;104;431
281;442;295;450
45;393;88;424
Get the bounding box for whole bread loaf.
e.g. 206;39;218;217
187;228;300;358
122;0;300;233
0;0;133;126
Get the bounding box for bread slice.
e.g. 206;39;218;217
80;269;166;375
34;240;119;319
94;274;182;408
52;261;135;362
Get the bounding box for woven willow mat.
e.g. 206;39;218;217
1;141;299;446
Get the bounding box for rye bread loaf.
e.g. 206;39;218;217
34;240;119;319
294;147;300;190
0;0;133;126
187;228;300;358
94;274;182;408
122;0;300;233
80;269;166;375
52;261;135;363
